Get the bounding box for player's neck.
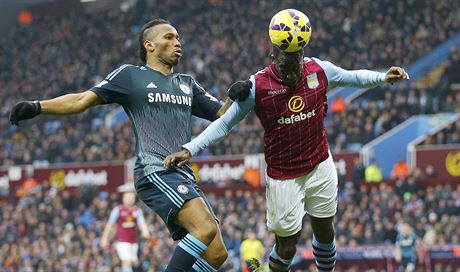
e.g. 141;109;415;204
146;59;174;76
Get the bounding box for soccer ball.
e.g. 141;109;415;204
269;9;312;52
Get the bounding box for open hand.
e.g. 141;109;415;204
385;67;410;84
164;149;192;169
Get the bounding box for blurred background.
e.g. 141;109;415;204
0;0;459;271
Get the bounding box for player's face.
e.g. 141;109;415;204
123;192;136;207
275;50;303;87
147;24;182;67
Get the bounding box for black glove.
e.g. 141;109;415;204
9;101;41;125
228;80;252;102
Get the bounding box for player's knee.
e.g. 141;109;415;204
193;221;218;245
210;247;228;267
315;228;335;243
278;243;297;259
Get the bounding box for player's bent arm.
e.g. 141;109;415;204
40;91;102;115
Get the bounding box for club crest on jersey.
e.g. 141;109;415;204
177;185;189;194
306;73;319;89
179;84;191;94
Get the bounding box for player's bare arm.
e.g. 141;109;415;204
9;91;102;125
139;221;150;239
100;222;115;250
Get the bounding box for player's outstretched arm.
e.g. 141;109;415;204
9;91;102;125
313;58;409;89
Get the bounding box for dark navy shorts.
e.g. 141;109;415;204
135;169;216;240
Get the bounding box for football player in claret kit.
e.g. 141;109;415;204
101;191;150;272
165;9;409;272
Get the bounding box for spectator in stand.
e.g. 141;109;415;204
365;160;383;183
425;164;438;178
331;95;346;113
392;159;411;179
239;231;264;272
352;157;365;185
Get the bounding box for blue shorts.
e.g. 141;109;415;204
135;169;216;240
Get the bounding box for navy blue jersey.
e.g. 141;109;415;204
91;64;222;180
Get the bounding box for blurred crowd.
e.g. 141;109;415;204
327;46;460;151
1;174;459;271
1;0;460;166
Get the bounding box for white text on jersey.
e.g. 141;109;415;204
147;92;192;106
277;110;316;125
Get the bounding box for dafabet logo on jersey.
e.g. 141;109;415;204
278;95;316;125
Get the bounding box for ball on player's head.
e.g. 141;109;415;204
269;9;312;52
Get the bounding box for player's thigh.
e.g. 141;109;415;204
304;155;338;219
266;175;307;237
175;197;217;237
115;242;134;262
130;243;139;263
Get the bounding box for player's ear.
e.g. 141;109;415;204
144;39;155;53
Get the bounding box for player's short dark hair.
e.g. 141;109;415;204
138;18;170;64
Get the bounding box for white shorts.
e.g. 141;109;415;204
115;242;139;262
266;154;338;237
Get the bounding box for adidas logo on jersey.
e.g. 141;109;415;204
277;110;316;125
146;82;157;88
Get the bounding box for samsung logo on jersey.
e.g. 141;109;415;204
148;92;192;106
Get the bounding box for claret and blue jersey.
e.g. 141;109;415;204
183;57;387;180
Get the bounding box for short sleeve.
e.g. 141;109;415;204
90;64;133;104
191;78;223;121
135;209;145;225
108;207;119;224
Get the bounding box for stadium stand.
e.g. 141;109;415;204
1;0;460;165
1;0;460;271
